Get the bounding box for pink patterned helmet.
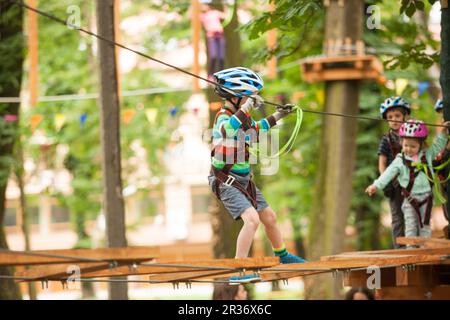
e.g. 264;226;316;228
399;120;428;138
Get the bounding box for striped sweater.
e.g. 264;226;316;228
211;106;278;174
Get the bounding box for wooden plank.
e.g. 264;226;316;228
16;262;114;281
17;257;279;281
396;237;450;248
0;246;159;266
264;254;446;272
343;268;397;288
260;270;326;282
324;247;450;259
396;265;442;287
81;256;279;278
28;0;39;107
148;270;234;282
376;285;450;300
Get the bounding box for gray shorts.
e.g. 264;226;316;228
208;172;269;220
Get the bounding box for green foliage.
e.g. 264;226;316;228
241;0;323;62
368;0;440;70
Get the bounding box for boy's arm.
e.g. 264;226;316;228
378;155;387;174
373;157;401;190
215;111;249;138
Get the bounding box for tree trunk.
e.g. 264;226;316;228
441;1;450;239
306;0;363;299
96;0;128;300
208;1;244;259
0;1;25;300
14;138;36;300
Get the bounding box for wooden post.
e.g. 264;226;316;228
306;0;363;299
114;0;121;100
28;0;38;107
191;0;201;92
96;0;128;300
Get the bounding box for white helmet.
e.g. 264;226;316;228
213;67;264;99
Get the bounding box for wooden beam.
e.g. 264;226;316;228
149;270;234;282
73;257;279;278
17;257;278;281
324;247;450;259
0;247;159;266
28;0;39;107
343;268;397;288
191;0;201;92
16;262;116;281
396;265;442;287
396;237;450;248
264;254;446;271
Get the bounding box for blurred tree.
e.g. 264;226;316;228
0;1;24;300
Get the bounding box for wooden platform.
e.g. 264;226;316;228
301;54;385;83
3;238;450;299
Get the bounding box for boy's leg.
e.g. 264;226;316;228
419;200;432;238
235;207;260;258
258;207;283;248
389;187;405;248
259;207;306;263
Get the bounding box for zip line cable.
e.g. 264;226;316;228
9;0;448;129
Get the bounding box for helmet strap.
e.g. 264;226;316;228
227;97;242;111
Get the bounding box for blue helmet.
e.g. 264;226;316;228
380;96;411;119
213;67;264;99
435;99;443;112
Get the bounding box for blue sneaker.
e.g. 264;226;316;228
279;253;307;264
229;274;261;285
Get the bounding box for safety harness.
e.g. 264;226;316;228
210;107;258;208
401;153;433;228
386;131;402;159
385;131;402;192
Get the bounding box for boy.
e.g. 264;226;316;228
208;67;306;283
378;97;411;248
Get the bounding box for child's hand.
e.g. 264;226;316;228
365;185;377;196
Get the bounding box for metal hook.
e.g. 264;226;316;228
41;280;49;290
172;282;179;290
185;282;192;289
109;261;118;269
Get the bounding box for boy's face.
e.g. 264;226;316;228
402;138;421;157
385;108;405;131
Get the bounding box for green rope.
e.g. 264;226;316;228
412;158;450;204
248;106;303;159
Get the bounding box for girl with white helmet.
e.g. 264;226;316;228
366;119;450;246
377;96;411;249
208;67;306;283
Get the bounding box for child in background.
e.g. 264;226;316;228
432;99;450;225
366;120;450;247
212;283;248;300
378;97;411;248
200;1;226;79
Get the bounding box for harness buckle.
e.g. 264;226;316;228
406;195;415;204
224;175;236;186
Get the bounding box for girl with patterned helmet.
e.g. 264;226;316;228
367;118;450;243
